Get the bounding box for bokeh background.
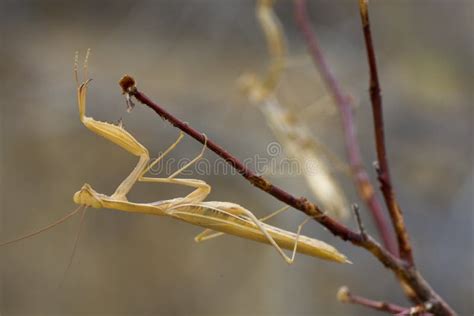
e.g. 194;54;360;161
1;1;472;315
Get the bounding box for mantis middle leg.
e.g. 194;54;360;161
138;134;211;205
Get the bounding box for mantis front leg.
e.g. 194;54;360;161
75;55;210;208
76;62;149;200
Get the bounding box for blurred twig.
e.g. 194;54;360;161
293;0;397;256
238;0;350;219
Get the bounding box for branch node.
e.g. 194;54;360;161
372;160;380;174
249;175;272;191
352;204;367;240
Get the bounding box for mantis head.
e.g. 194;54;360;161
73;184;103;208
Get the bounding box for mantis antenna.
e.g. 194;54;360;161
59;207;88;287
0;205;86;247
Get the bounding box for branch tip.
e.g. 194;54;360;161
358;0;369;26
119;75;137;94
337;286;351;303
119;75;137;112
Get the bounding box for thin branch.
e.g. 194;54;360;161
337;286;433;315
357;0;414;266
292;1;455;315
239;0;350;220
293;0;397;256
119;77;455;316
337;286;406;314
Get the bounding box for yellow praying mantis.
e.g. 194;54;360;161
0;52;349;265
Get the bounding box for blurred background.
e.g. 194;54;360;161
1;1;472;315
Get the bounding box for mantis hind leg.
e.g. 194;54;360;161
194;205;309;264
238;207;308;264
194;205;290;241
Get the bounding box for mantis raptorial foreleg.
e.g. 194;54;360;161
77;77;150;201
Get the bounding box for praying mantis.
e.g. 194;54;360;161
0;53;349;266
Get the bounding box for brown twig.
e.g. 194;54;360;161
337;286;433;315
292;1;455;315
357;0;414;266
119;78;455;315
293;0;397;256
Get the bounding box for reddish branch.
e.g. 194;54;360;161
357;0;414;266
119;77;454;315
337;286;433;315
293;0;397;256
292;1;455;315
